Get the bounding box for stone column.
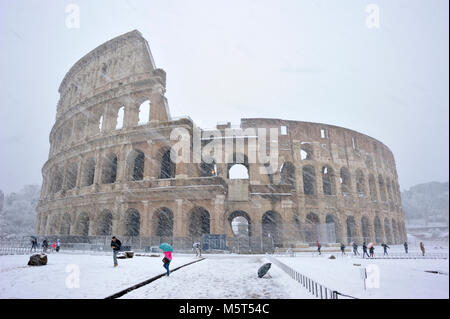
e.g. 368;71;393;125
150;87;169;123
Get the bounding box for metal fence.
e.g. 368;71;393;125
269;257;347;299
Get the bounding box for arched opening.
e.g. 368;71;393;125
280;162;296;186
386;179;393;202
340;167;352;195
322;166;335;195
228;164;249;179
227;153;249;179
138;100;150;125
378;175;387;201
82;158;95;187
98;115;104;132
96;209;113;236
76;212;90;236
374;216;383;243
65;162;78;190
325;214;341;243
262;210;283;251
200;159;217;177
361;216;370;242
305;212;320;244
125;209;141;237
101;153;118;184
355;169;365;195
189;207;210;239
384;218;393;243
60;213;71;235
368;174;377;201
159;148;176;179
115;106;125;130
154;208;174;242
51;167;63;193
346;216;357;244
127;149;145;181
300;143;314;160
228;210;252;238
302;165;316;195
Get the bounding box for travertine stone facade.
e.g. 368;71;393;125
36;30;406;251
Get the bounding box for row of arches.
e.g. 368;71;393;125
40;206;212;240
40;206;405;247
52;100;153;155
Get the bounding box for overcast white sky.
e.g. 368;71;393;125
0;0;448;194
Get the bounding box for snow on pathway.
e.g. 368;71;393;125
122;255;313;299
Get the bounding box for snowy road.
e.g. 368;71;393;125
121;255;312;299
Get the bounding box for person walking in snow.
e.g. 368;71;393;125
193;242;201;257
352;242;359;255
111;236;122;267
51;242;56;253
316;241;321;255
56;239;61;252
369;245;375;258
382;243;390;256
42;239;48;253
420;242;425;256
404;242;408;254
30;237;38;253
340;243;346;255
362;242;370;258
162;250;172;276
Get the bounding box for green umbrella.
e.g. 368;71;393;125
159;243;173;252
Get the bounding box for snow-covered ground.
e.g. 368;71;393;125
276;245;449;299
0;247;448;299
0;253;196;298
121;255;312;299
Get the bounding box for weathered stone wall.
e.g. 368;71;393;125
36;30;407;251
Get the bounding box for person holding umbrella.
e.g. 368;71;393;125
160;243;173;276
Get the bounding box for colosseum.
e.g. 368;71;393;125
36;30;407;252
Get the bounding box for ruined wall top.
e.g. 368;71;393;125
56;30;158;118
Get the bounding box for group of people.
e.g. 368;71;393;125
31;238;60;253
317;240;426;258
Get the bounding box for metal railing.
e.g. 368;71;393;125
270;257;357;299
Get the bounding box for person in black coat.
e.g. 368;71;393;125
369;245;375;258
111;236;122;267
340;243;346;255
362;242;370;258
404;242;408;254
352;242;359;255
382;243;390;255
42;239;48;253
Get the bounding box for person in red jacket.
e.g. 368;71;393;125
163;251;172;276
51;242;56;252
316;241;321;255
